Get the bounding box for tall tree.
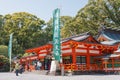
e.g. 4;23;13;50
2;12;45;55
61;0;120;38
45;16;73;41
0;45;8;57
102;0;120;27
0;15;4;44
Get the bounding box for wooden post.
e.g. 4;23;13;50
70;41;77;64
112;58;114;70
104;60;108;72
86;45;90;70
72;47;76;64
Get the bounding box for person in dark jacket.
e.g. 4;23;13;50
19;64;24;74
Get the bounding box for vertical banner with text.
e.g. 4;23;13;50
53;8;61;62
8;33;13;71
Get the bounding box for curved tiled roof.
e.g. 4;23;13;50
101;40;120;45
102;27;120;41
61;32;90;43
61;32;99;44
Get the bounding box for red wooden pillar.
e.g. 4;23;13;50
105;61;108;72
70;41;77;64
112;58;114;69
86;45;90;70
72;47;76;64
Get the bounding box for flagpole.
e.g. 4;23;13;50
8;33;13;72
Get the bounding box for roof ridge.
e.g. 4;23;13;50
105;27;120;32
62;31;90;41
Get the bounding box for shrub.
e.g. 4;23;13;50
0;55;10;72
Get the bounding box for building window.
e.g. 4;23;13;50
63;56;72;64
90;56;94;64
76;56;86;64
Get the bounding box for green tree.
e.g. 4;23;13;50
45;16;73;41
102;0;120;27
2;12;45;55
0;45;8;57
0;55;9;72
0;15;4;44
61;0;120;38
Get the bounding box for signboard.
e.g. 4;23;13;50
53;8;61;61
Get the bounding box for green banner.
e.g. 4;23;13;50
53;8;61;61
8;33;13;64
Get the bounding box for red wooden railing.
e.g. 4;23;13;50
62;64;104;71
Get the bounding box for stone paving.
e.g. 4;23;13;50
0;71;120;80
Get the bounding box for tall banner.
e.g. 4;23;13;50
53;8;61;62
8;33;13;72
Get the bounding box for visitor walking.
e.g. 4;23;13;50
14;62;20;76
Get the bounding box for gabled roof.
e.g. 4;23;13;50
114;48;120;53
61;32;99;43
101;40;120;45
62;32;89;42
99;27;120;41
25;32;99;53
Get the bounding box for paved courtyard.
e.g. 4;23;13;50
0;71;120;80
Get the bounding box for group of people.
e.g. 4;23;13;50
14;58;51;76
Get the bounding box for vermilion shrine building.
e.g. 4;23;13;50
20;27;120;73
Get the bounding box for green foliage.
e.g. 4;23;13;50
0;15;4;45
0;0;119;57
102;0;120;27
22;53;29;57
0;55;9;63
0;45;8;57
45;16;73;40
1;12;45;56
61;0;120;38
0;55;9;72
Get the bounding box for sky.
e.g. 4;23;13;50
0;0;88;22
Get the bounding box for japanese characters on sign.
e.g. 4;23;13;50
53;8;61;61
